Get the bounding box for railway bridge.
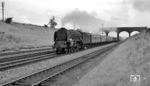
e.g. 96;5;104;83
102;27;147;41
116;27;147;41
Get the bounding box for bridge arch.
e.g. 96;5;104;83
131;31;140;36
119;31;129;39
117;27;147;41
108;31;117;37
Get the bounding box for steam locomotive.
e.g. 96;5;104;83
54;27;117;54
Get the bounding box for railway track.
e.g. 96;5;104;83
0;47;53;57
1;42;120;86
0;52;57;71
0;42;115;71
0;47;57;70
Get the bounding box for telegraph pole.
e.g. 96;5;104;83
73;21;76;29
101;24;103;30
1;1;5;21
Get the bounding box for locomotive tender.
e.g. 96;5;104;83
54;27;116;54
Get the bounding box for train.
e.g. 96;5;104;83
54;27;117;54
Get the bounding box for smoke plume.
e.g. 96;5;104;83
62;9;104;33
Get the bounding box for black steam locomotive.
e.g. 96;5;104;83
54;27;117;54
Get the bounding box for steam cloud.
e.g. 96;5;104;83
62;9;104;33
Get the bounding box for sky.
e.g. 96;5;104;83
1;0;150;36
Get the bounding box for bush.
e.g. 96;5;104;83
5;17;13;24
44;24;48;27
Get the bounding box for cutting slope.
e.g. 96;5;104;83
75;31;150;86
0;21;56;52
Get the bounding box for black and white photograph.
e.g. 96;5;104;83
0;0;150;86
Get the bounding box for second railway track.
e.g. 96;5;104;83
0;42;114;71
0;52;56;70
0;47;57;70
1;42;121;86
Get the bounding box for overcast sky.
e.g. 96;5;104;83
1;0;150;34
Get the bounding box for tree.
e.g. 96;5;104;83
103;29;110;36
49;16;57;28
